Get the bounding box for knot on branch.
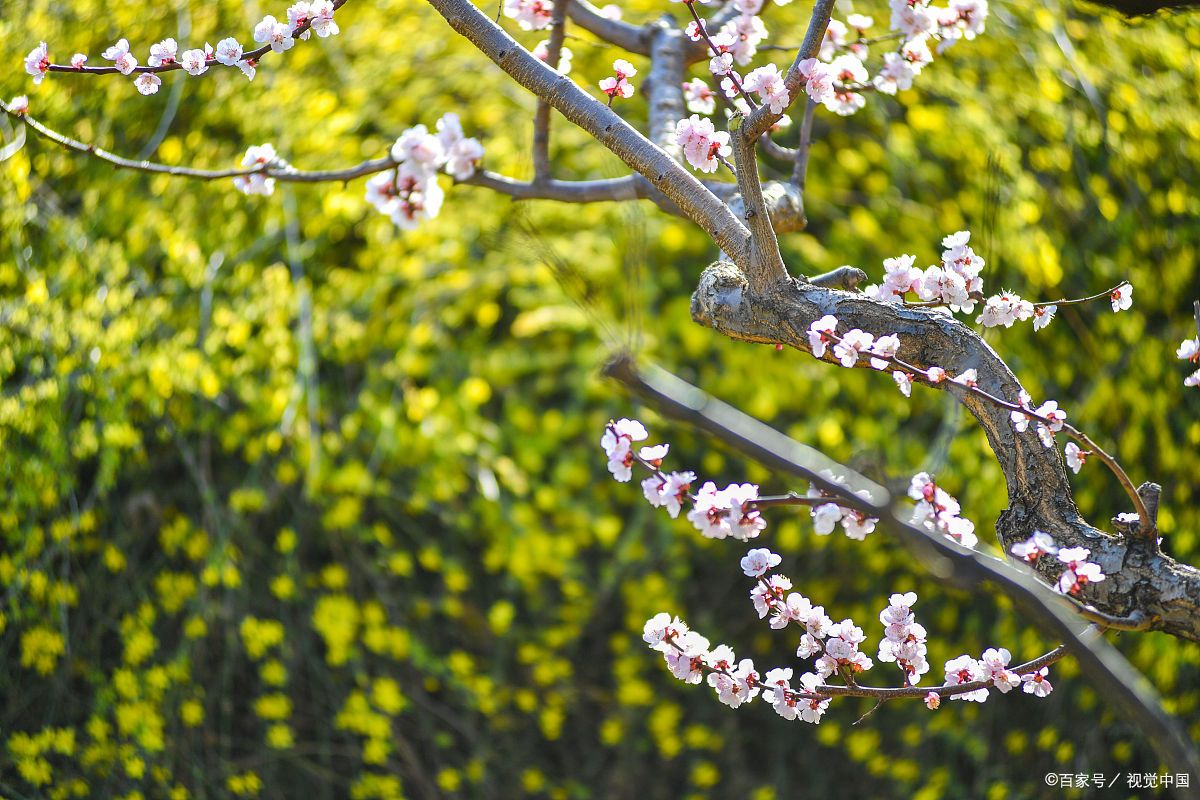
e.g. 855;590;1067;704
811;265;869;290
722;182;807;234
691;261;750;330
1137;482;1162;529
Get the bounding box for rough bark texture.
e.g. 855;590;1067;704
690;262;1200;642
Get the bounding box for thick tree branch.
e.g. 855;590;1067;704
565;0;648;53
605;353;1200;783
645;18;689;156
688;263;1200;642
1085;0;1200;13
810;265;869;289
428;0;753;266
729;115;788;290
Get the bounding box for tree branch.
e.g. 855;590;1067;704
42;0;350;76
793;97;818;190
645;17;689;156
687;263;1200;642
604;352;1200;781
4;100;691;214
427;0;752;266
565;0;648;53
729;115;788;291
531;2;568;180
744;0;836;141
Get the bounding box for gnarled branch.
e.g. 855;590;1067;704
689;263;1200;643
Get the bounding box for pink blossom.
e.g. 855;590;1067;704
214;38;243;66
600;418;649;482
1110;282;1133;312
740;547;782;577
832;328;874;367
147;38;178;67
683;79;715;115
133;73;162;95
233;143;280;196
797;58;836;105
643;612;689;652
253;15;295;54
943;655;988;702
742;64;789;114
309;0;340;36
1064;441;1088;473
674;114;731;174
436;113;484;181
1022;667;1053;697
599;59;637;101
25;42;50;85
101;38;138;75
867;334;900;370
1056;547;1106;595
1010;531;1057;563
1033;304;1057;331
717;14;767;66
180;45;213;76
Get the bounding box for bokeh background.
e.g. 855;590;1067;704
2;0;1199;797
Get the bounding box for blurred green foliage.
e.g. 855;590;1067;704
1;0;1199;797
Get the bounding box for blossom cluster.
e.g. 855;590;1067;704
1009;390;1067;447
599;420;769;541
864;231;986;313
644;552;1053;723
1010;531;1107;595
806;473;878;540
941;646;1042;703
877;592;930;683
800;307;1091;482
599;59;637;102
791;0;988;117
503;0;555;31
908;472;978;548
24;2;340;95
233;144;285;196
673;115;732;173
1178;335;1200;388
860;232;1134;333
669;0;799;172
361;114;484;228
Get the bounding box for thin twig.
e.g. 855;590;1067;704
42;0;350;77
3;100;689;211
684;4;758;110
1031;281;1130;308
